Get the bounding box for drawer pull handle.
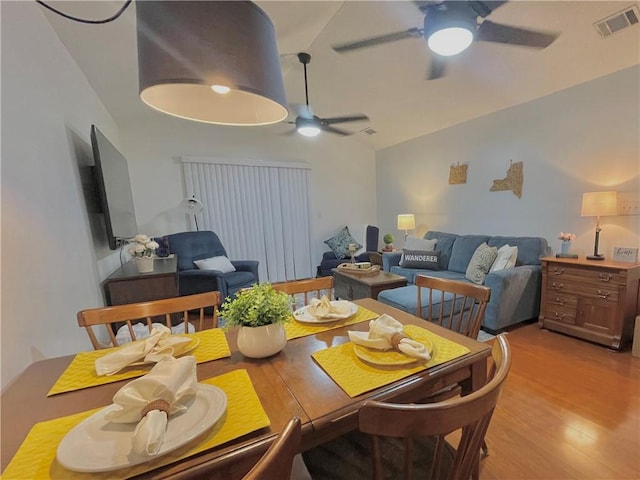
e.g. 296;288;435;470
554;312;565;320
552;282;564;289
552;268;564;275
597;290;610;299
599;273;612;282
553;297;566;306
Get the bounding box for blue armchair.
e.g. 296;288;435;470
167;231;259;299
316;225;380;277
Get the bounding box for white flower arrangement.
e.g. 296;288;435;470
128;234;159;258
558;232;576;242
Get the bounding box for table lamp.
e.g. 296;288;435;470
581;191;617;260
397;214;416;240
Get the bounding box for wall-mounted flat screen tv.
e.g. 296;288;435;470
90;124;138;250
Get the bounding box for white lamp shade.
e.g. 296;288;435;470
136;1;288;126
581;191;618;217
397;214;416;230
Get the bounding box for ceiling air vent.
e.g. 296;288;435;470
593;5;639;37
361;127;377;135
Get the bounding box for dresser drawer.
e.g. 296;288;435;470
547;265;625;286
546;280;619;302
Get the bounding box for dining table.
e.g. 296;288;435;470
0;298;492;480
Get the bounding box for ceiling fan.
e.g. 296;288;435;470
332;0;559;80
287;52;369;137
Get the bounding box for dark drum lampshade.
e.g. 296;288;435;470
136;1;288;126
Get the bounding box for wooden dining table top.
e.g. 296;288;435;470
0;298;491;479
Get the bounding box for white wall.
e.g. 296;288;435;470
376;66;640;257
1;2;125;389
118;118;377;267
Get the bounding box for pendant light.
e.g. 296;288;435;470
136;1;288;126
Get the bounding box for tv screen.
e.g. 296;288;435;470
90;125;138;250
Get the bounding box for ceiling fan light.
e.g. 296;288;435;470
211;85;231;94
136;1;288;126
427;27;474;56
297;125;321;137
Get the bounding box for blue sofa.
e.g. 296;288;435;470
379;231;550;332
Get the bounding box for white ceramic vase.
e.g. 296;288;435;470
237;323;287;358
135;256;154;273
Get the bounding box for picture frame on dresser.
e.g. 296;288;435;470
613;247;639;263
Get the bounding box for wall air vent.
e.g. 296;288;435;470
361;127;377;135
593;5;639;37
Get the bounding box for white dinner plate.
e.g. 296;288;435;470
56;384;226;473
293;301;357;323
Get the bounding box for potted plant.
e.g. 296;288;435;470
220;283;291;358
128;234;159;273
382;233;395;252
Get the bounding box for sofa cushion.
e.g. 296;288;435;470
404;236;437;251
448;235;491;273
399;249;441;270
424;231;458;270
487;236;548;266
377;285;469;319
324;226;362;260
465;243;498;284
490;245;518;272
390;266;467;284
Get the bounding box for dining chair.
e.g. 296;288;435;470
243;417;303;480
415;275;491;340
272;277;334;310
77;291;222;350
359;334;511;480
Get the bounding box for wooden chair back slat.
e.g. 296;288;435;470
416;275;491;339
359;335;511;480
77;291;222;350
272;277;334;309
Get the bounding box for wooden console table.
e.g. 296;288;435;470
332;268;407;300
103;256;179;306
538;256;640;349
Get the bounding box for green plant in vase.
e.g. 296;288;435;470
382;233;394;252
220;283;291;358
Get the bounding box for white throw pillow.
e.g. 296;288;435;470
404;236;437;251
347;224;368;256
194;256;236;273
490;245;519;272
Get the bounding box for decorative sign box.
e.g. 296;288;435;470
613;247;639;263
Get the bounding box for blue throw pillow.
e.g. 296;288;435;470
324;226;362;260
399;249;442;270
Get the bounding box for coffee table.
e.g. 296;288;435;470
332;268;408;300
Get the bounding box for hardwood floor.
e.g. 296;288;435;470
479;322;640;480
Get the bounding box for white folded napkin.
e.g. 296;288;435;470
105;355;198;456
348;314;431;361
95;325;192;376
308;296;351;319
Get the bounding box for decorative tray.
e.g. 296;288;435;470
336;263;381;276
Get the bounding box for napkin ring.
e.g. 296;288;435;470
390;333;408;350
141;399;170;418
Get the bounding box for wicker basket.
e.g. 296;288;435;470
336;263;381;276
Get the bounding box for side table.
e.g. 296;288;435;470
332;268;407;300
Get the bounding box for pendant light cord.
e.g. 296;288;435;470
35;1;133;24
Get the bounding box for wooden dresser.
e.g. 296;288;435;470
538;257;640;349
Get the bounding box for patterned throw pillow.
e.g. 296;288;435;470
399;249;442;270
324;226;362;260
465;243;498;284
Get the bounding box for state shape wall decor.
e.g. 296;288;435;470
449;162;468;185
490;160;523;198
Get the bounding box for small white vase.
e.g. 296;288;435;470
237;323;287;358
135;256;154;273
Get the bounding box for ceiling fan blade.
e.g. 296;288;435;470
476;20;558;48
321;125;352;136
427;55;447;80
324;114;369;125
332;27;423;53
468;1;508;18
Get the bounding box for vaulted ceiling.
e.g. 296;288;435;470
41;1;640;150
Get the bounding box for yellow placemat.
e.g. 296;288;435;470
312;325;471;398
48;329;231;396
285;305;378;340
3;369;270;480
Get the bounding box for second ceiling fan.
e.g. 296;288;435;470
288;52;369;137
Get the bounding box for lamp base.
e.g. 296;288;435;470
587;254;606;261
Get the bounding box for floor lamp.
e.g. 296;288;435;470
581;191;617;260
397;214;416;240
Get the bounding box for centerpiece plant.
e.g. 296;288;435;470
220;283;291;358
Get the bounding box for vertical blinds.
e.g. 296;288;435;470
182;157;313;282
